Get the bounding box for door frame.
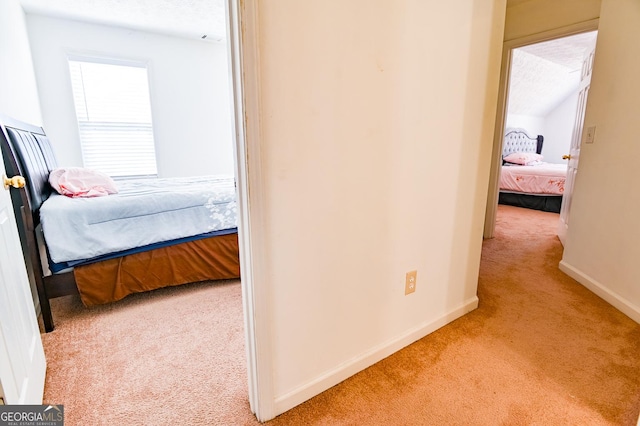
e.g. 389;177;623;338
226;0;276;421
483;19;600;239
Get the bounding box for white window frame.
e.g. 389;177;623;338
67;55;158;179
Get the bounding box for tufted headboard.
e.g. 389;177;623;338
502;128;544;159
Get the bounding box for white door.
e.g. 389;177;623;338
558;48;595;246
0;148;46;404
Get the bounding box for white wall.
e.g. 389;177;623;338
0;2;42;124
542;91;577;163
25;15;234;178
246;0;506;415
560;0;640;323
505;113;544;137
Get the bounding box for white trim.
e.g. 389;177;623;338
227;0;276;422
273;297;480;416
66;53;147;68
559;261;640;324
483;44;512;239
483;19;599;239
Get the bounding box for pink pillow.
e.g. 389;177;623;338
49;167;118;198
503;152;543;166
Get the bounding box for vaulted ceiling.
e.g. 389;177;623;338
507;31;598;117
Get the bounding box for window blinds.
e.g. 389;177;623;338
68;59;158;178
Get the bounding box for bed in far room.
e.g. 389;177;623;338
498;128;567;213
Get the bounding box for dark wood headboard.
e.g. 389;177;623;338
502;128;544;158
0;114;76;333
0;115;57;216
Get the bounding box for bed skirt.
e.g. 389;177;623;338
498;192;562;213
73;233;240;306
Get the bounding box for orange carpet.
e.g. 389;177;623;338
41;205;640;425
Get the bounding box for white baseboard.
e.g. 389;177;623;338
273;296;479;416
559;261;640;324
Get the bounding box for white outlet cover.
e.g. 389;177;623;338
585;126;596;144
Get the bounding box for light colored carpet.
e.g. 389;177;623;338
41;279;257;425
41;205;640;425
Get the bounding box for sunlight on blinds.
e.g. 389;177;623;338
69;59;157;178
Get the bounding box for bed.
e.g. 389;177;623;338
498;128;567;213
0;114;240;332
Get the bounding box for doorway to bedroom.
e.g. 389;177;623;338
486;26;599;243
14;0;261;422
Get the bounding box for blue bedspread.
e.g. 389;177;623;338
40;175;237;264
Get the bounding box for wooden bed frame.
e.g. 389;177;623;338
0;114;240;332
498;128;563;213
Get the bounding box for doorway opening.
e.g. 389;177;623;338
484;23;599;242
5;0;264;421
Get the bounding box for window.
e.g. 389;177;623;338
68;57;157;178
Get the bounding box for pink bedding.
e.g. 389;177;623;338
500;163;567;195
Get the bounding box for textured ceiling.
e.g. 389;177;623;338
520;31;598;71
508;31;598;117
19;0;226;42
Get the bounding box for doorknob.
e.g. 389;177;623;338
562;154;572;160
3;175;26;189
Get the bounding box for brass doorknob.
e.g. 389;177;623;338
562;154;571;160
3;175;25;189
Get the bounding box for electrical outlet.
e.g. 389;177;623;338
405;270;417;295
585;125;596;144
